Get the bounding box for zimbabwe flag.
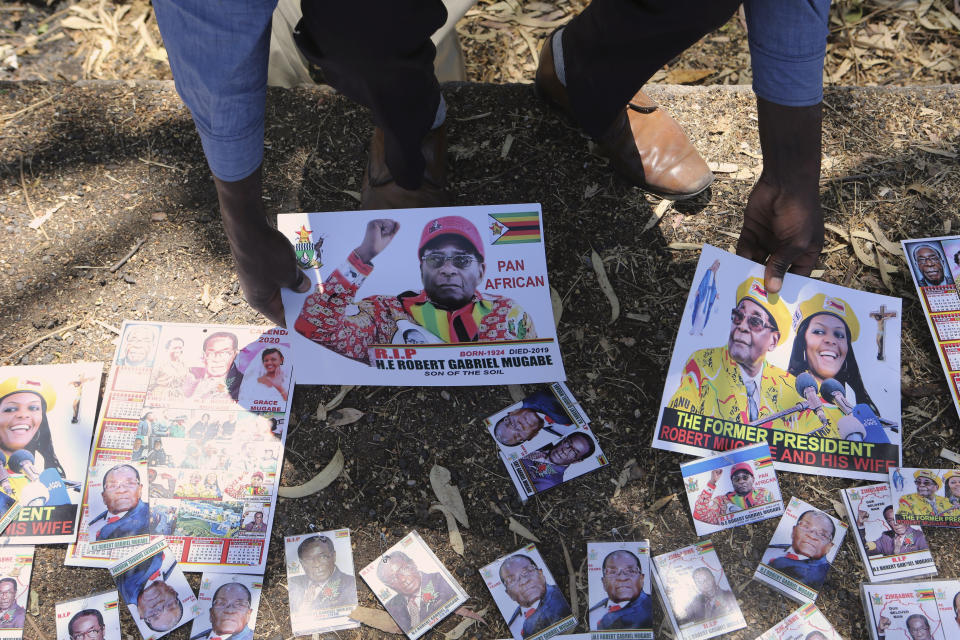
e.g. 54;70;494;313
489;211;541;245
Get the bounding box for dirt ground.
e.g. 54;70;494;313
0;77;959;639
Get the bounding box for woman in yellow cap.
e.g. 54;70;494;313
787;294;877;415
0;377;65;477
944;470;960;513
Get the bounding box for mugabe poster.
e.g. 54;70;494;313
279;204;565;386
651;245;902;480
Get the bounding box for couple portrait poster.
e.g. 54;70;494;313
654;245;902;481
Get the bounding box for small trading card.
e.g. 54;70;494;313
681;442;784;536
934;579;960;640
653;244;903;481
889;467;960;528
0;362;103;544
485;384;605;502
285;529;359;635
841;483;937;581
55;590;122;640
360;531;468;640
651;540;745;640
754;497;847;604
862;580;953;640
279;205;567;387
585;541;652;639
109;539;199;640
480;544;576;640
0;546;33;640
86;461;150;551
188;573;262;640
755;603;841;640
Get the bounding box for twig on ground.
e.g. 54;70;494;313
3;320;83;365
109;237;146;272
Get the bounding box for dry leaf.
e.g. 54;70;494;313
667;242;702;251
706;161;739;173
508;384;525;404
316;385;354;420
326;408;364;427
650;493;677;512
560;538;578;621
664;68;715;83
508;516;540;542
831;499;848;521
430;504;465;556
501;133;514;159
864;218;903;256
207;295;225;314
591;250;620;324
430;465;469;527
940;448;960;464
278;449;343;498
444;607;488;639
150;212;167;222
584;183;601;199
641;199;672;233
550;286;563;329
349;606;403;634
200;284;211;307
611;457;637;498
61;16;105;30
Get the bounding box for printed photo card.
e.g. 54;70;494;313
586;541;652;639
890;467;960;527
189;573;262;640
0;546;33;640
55;590;122;640
862;580;959;640
755;603;842;640
284;529;358;635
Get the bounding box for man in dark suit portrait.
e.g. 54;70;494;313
288;536;357;616
377;551;456;633
501;554;572;638
88;464;149;542
587;550;652;631
191;582;254;640
769;510;835;590
679;567;739;625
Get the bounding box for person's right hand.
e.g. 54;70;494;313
710;469;723;485
877;616;890;633
356;219;400;264
857;509;869;528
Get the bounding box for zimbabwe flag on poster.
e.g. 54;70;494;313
488;211;541;244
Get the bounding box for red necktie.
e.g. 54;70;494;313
210;637;223;640
524;608;536;618
608;605;622;612
785;553;800;561
148;568;161;581
107;516;122;524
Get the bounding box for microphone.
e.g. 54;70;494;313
838;415;866;441
820;378;854;414
821;378;891;443
8;450;50;506
0;453;13;495
796;372;829;429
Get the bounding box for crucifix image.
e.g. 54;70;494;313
69;373;95;424
869;305;897;361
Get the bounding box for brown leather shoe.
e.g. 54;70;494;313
361;124;450;210
535;30;713;200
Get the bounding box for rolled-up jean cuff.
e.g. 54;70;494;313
750;45;825;107
196;121;265;182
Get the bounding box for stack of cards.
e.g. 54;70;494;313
651;540;745;640
754;497;847;603
284;529;359;635
485;383;607;502
841;483;936;581
681;442;784;535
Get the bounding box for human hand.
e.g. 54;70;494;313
710;469;723;485
877;616;890;633
356;219;400;264
857;509;868;528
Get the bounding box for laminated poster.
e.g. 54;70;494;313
0;363;103;544
862;580;957;640
840;482;936;581
0;546;33;640
652;245;902;480
109;539;199;640
67;321;295;572
755;603;841;640
284;529;359;635
188;573;262;640
681;442;784;536
934;579;960;640
902;236;960;419
481;544;577;640
585;541;652;639
55;590;122;640
753;497;847;604
485;383;606;502
889;467;960;527
359;531;467;640
651;539;745;640
279;204;565;386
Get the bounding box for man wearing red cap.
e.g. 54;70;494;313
295;216;535;363
692;462;774;525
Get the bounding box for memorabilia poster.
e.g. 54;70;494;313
67;321;295;572
85;461;150;551
889;467;960;527
188;573;262;640
0;546;33;640
754;497;847;604
0;362;103;544
284;529;359;635
585;541;652;639
902;236;960;419
680;442;784;535
652;245;902;480
755;603;841;640
109;539;199;640
651;539;745;640
862;580;953;640
279;204;566;386
359;531;467;640
55;590;122;640
480;543;577;640
934;579;960;640
485;383;606;501
840;483;937;581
